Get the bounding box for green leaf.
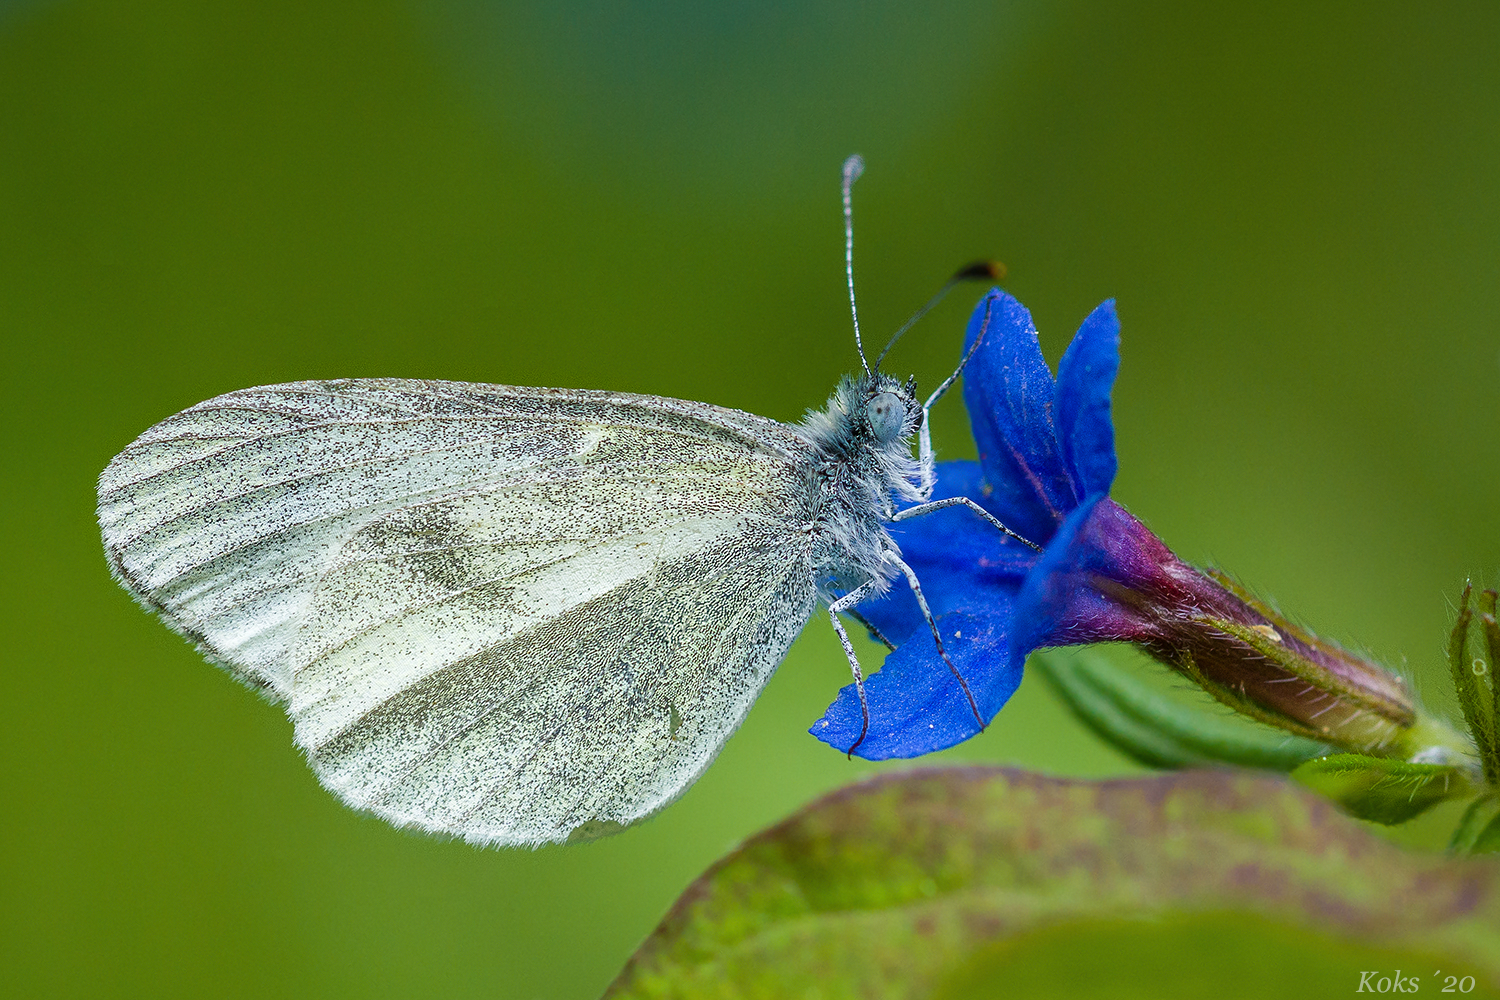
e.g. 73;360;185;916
606;768;1500;999
1454;795;1500;855
934;913;1497;1000
1289;753;1468;824
1034;650;1328;770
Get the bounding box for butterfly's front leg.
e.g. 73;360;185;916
914;411;937;502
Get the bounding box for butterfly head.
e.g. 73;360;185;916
860;372;921;445
799;371;925;504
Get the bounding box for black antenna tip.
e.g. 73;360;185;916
953;259;1007;282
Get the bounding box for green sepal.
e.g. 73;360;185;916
1452;794;1500;855
1482;589;1500;773
1447;583;1498;782
1034;651;1328;771
1290;753;1467;825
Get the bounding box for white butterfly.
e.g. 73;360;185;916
96;158;1020;846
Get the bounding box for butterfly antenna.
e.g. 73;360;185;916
873;259;1005;371
924;282;1001;414
841;154;871;375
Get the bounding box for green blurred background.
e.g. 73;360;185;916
3;1;1498;996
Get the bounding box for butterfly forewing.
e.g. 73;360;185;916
98;379;821;845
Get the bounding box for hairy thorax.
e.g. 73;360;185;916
797;372;927;603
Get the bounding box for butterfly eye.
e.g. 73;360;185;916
867;392;906;442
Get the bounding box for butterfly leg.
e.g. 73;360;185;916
845;608;896;651
885;551;986;733
915;293;998;498
828;579;883;757
892;495;1041;551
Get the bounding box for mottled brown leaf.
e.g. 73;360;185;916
608;767;1500;999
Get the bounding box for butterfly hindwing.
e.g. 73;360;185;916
298;488;816;844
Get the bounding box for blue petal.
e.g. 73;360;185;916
1007;493;1161;666
858;460;1036;645
961;290;1077;545
1054;300;1121;499
1008;494;1104;665
1015;495;1180;667
811;609;1022;760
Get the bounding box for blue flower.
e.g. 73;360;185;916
812;289;1124;759
813;289;1423;762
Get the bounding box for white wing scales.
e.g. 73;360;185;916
98;379;819;845
304;504;812;845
